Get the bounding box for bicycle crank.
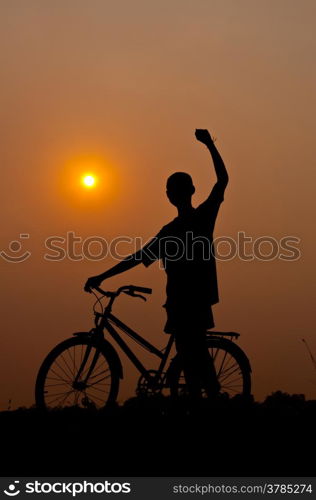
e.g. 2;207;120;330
136;370;163;396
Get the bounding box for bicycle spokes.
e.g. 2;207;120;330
174;340;249;398
209;346;244;395
43;344;112;409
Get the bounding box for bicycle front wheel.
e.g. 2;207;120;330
35;337;120;410
170;337;251;398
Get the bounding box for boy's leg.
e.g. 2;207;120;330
175;330;202;399
198;331;220;398
175;329;219;399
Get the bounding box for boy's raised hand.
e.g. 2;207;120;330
195;129;213;146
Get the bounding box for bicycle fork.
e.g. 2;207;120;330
72;344;101;390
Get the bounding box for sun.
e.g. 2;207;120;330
82;174;96;188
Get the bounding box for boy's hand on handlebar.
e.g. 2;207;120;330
84;275;103;293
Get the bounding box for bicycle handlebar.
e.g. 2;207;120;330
129;285;152;295
94;285;152;297
94;286;113;297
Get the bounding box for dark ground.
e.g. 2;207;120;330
2;392;315;477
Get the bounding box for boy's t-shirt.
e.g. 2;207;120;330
139;182;226;331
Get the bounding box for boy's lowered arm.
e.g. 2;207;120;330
84;251;142;292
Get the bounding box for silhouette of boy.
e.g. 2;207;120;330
85;129;229;398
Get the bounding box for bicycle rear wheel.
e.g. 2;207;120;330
35;337;120;409
170;337;251;398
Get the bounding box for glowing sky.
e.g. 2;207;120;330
1;0;316;408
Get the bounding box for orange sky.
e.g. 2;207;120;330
1;0;316;408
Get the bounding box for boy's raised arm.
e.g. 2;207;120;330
195;129;229;187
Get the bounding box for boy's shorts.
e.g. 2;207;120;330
163;302;214;334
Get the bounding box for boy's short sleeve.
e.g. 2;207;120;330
140;230;165;267
196;181;226;228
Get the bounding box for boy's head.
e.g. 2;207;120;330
166;172;195;207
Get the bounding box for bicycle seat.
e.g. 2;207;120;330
206;330;240;339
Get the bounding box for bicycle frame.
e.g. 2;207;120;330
74;286;248;392
94;311;175;383
76;311;243;387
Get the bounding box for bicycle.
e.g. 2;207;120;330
35;285;251;409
